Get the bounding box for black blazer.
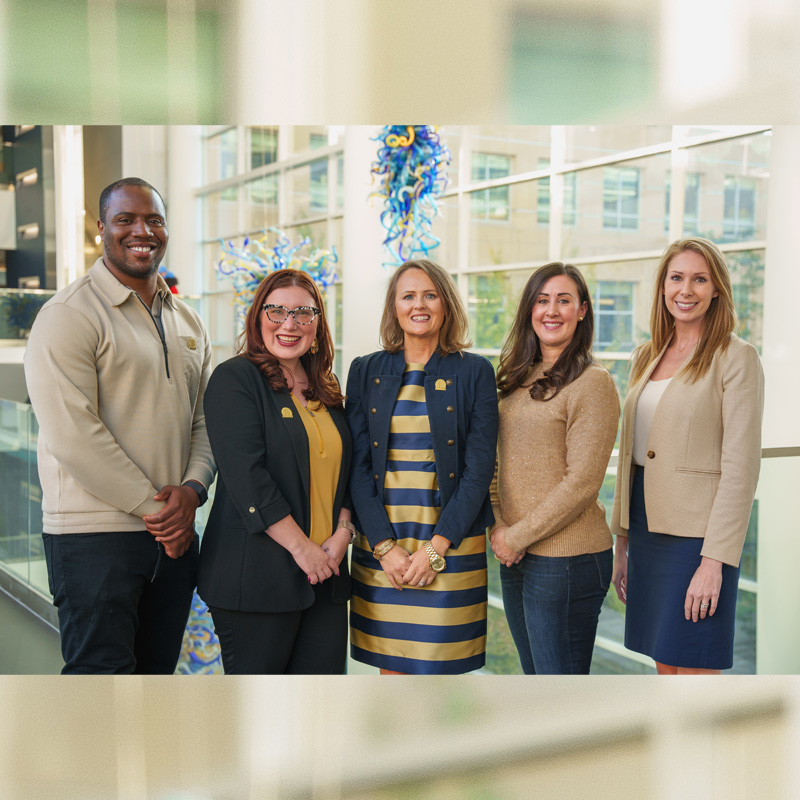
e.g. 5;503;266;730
198;355;352;613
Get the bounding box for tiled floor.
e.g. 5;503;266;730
0;589;63;674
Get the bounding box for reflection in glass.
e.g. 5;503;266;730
685;133;770;244
537;161;577;226
204;128;237;192
471;152;511;221
244;174;278;233
593;281;635;352
603;166;640;230
204;190;240;241
287;160;328;221
664;170;701;234
248;126;277;170
562;154;670;258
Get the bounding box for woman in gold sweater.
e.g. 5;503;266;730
490;263;620;674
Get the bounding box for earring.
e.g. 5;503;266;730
309;337;319;355
578;317;584;322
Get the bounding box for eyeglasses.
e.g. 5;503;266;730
262;304;320;325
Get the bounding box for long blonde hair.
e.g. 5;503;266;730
631;237;738;384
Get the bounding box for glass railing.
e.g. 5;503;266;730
0;400;47;595
1;393;795;675
0;289;54;340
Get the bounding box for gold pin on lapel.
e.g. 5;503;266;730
435;379;447;391
281;407;293;418
187;337;197;350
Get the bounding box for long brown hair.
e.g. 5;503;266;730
496;263;595;401
630;237;738;384
379;259;472;355
238;269;343;408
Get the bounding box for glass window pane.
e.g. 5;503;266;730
243;174;278;233
732;587;756;674
282;219;341;278
287;160;329;221
563;153;670;258
468;178;549;266
726;249;765;350
291;125;330;155
564;125;672;164
425;196;459;270
248;126;277;170
204;128;237;185
469;126;551;172
594;280;635;351
685;132;770;244
467;270;535;350
204;189;240;240
471;152;511;221
438;125;461;190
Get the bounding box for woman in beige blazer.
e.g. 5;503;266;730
611;237;764;674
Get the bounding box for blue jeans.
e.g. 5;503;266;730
500;549;612;675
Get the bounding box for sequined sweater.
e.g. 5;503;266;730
490;362;620;557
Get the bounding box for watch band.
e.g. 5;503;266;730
182;480;208;507
373;538;397;560
336;518;357;543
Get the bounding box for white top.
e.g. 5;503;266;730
632;377;672;466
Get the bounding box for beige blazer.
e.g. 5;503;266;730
610;335;764;567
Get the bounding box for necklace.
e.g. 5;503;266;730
672;337;698;353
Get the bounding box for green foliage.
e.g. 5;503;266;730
0;293;47;338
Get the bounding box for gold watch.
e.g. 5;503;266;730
423;540;446;572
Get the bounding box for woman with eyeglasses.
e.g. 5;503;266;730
198;269;353;674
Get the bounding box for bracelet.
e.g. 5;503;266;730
336;519;357;544
372;538;397;560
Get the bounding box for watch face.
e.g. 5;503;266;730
431;555;446;572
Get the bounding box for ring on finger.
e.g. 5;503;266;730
419;580;425;587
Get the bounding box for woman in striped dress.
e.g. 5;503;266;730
346;259;498;674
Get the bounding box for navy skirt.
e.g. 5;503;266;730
625;468;739;670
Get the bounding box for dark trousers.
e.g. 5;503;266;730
43;530;199;675
208;584;347;674
500;549;612;675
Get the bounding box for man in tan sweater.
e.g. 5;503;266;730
24;178;216;674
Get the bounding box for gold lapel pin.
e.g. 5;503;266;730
435;379;446;391
187;337;197;350
281;407;293;418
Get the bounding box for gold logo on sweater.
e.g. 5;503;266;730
435;379;446;391
187;337;197;350
281;407;293;418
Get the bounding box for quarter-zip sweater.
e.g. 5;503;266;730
24;258;216;533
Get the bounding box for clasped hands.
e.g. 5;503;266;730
379;543;441;591
489;526;524;567
142;484;200;559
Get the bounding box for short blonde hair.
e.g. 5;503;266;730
631;237;738;384
379;259;472;355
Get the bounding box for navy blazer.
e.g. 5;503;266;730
198;355;351;613
346;349;498;550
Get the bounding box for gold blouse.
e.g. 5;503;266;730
291;396;343;545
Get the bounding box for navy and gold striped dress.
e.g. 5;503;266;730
350;363;487;674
